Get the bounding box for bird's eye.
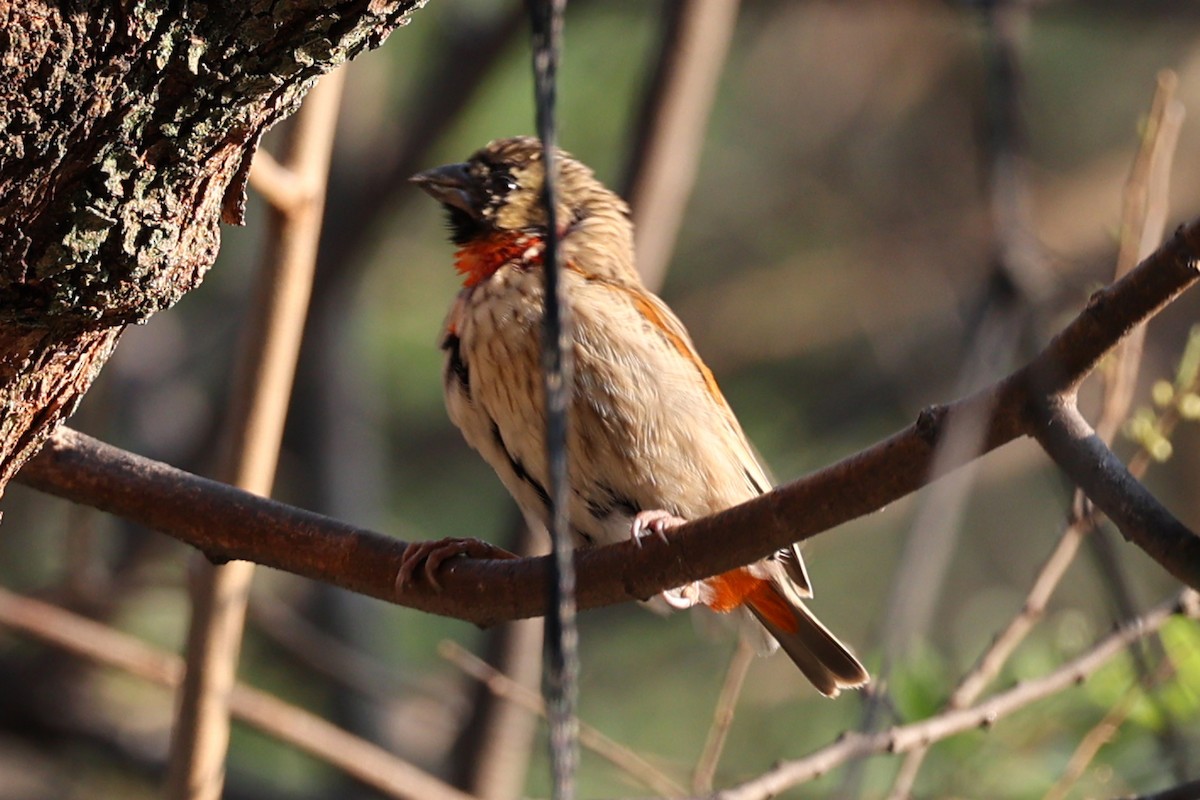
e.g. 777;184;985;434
488;171;519;195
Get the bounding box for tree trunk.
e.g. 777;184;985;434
0;0;422;496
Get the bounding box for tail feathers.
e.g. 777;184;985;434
746;583;869;698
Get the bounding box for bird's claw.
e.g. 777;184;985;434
628;510;700;608
629;509;687;548
395;537;517;593
661;582;703;610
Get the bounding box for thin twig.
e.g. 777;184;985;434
1043;659;1176;800
1078;69;1189;789
622;0;740;289
692;636;755;794
0;586;475;800
246;590;428;700
885;515;1094;799
450;521;546;799
439;641;688;798
165;68;346;800
1094;70;1185;444
16;216;1200;622
704;592;1197;800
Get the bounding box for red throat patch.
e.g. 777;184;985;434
454;232;544;287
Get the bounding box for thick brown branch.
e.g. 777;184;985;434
15;215;1200;624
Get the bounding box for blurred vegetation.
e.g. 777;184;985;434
2;1;1200;798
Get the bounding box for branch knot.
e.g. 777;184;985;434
915;405;946;445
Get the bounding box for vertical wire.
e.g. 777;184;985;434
528;1;578;799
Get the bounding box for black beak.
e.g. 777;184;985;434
410;163;479;218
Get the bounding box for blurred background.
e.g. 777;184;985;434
2;1;1200;798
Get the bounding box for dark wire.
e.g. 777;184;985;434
528;1;578;799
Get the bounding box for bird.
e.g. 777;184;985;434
402;136;868;696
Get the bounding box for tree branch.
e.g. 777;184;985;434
14;215;1200;624
1031;398;1200;588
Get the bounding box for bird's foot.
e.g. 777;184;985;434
395;537;518;593
629;510;701;610
629;509;687;547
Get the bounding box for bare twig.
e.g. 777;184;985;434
528;2;578;797
1077;69;1189;788
246;590;426;701
692;636;755;794
1096;70;1185;444
439;641;688;798
0;586;475;800
1044;659;1176;800
450;521;545;799
885;515;1094;799
622;0;740;288
166;69;346;800
703;592;1197;800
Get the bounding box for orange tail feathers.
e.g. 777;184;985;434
706;569;869;697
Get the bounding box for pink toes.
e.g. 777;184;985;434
629;509;687;547
396;537;517;592
628;510;702;609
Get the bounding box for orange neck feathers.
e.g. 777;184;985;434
454;232;543;287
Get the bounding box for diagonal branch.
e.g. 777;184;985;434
15;217;1200;625
1030;398;1200;585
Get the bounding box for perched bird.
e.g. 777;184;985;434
403;136;868;696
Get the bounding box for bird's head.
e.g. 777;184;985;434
412;137;635;285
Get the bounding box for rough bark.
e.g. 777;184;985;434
0;0;424;494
